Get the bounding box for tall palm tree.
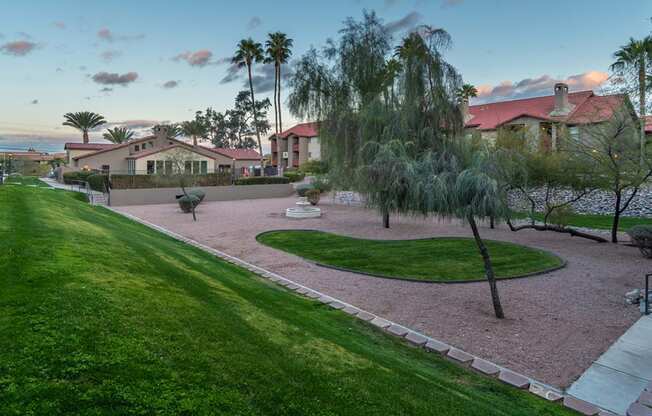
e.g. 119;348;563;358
151;123;182;139
611;36;652;163
181;120;206;146
233;38;265;171
103;127;134;144
457;83;478;103
383;58;402;106
62;112;106;144
265;32;293;136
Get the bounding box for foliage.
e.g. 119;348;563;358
513;210;652;231
177;194;200;213
234;176;289;185
295;183;314;196
283;170;305;182
87;174;108;192
62;170;96;184
258;230;563;282
151;123;182;138
547;205;575;227
111;173;230;189
310;175;332;193
305;188;320;205
187;189;206;203
299;159;328;175
62;111;106;142
180;120;206;146
265;32;293;135
456;83;478;102
627;225;652;258
103;127;134;144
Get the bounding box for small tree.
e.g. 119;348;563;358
164;148;201;221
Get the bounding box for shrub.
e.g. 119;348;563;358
305;189;321;205
296;183;314;197
177;194;200;213
310;175;332;193
547;205;574;227
111;173;230;189
234;176;290;185
627;225;652;258
87;174;108;192
63;170;96;185
299;160;327;175
283;171;305;183
187;189;206;203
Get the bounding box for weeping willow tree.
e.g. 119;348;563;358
288;11;463;226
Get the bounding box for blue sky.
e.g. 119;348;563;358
0;0;650;152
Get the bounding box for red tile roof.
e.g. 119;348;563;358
466;91;626;130
204;147;261;160
272;122;319;139
64;143;119;151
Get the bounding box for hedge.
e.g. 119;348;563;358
87;174;108;192
283;171;305;183
63;171;96;185
235;176;290;186
111;173;231;190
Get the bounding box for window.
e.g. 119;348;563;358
135;145;140;152
200;160;208;174
164;160;173;175
101;165;110;173
184;161;192;174
127;160;135;175
569;126;580;142
147;160;155;174
141;143;147;150
156;160;164;174
193;161;200;174
218;164;231;173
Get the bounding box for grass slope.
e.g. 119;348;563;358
514;211;652;232
4;175;48;187
0;185;574;415
257;230;563;282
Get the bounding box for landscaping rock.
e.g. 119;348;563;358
447;348;474;364
405;331;429;346
471;359;500;376
424;339;451;354
498;370;530;389
627;402;652;416
563;396;600;416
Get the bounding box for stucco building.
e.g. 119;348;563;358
269;122;320;169
63;126;261;176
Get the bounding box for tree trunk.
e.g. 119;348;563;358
83;130;89;144
489;216;495;229
247;63;264;176
506;220;607;243
382;212;390;229
192;135;197;146
639;60;646;166
468;215;505;319
611;191;622;244
278;62;283;134
273;63;279;136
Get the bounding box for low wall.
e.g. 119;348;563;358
109;184;295;206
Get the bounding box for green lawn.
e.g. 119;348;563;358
513;211;652;231
257;230;563;282
4;175;48;187
0;185;574;415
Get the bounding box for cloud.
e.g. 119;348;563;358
100;50;121;62
91;71;138;86
473;71;609;104
0;40;37;56
30;99;39;105
99;87;113;92
97;27;145;42
162;80;179;89
441;0;463;8
173;49;213;67
247;16;262;30
53;21;66;29
384;11;422;34
221;62;294;94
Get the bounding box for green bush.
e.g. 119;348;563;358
305;189;321;205
547;205;574;227
111;173;230;189
187;189;206;203
296;183;314;197
627;225;652;258
63;171;96;185
177;195;200;213
234;176;290;185
299;160;327;175
283;171;305;183
310;175;332;193
87;174;108;192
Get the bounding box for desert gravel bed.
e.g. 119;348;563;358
115;196;647;388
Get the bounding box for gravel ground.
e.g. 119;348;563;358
115;196;648;389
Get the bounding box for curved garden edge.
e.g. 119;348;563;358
255;229;568;284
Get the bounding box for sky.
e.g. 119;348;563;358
0;0;650;153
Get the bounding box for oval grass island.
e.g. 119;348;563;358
256;230;565;283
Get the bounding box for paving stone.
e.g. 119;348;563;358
305;291;321;299
329;301;346;310
370;317;391;329
447;348;474;364
286;284;300;290
424;339;451;354
405;331;429;346
598;410;617;416
356;311;375;321
297;287;311;295
471;359;500;376
627;402;652;416
318;295;335;304
639;391;652;407
498;370;530;389
386;324;409;337
342;306;360;316
269;276;282;282
563;396;601;416
529;383;563;402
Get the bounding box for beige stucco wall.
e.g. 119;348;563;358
74;146;131;172
109;183;294;206
67;149;99;165
133;147;217;173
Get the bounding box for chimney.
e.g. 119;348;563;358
551;82;571;116
153;125;169;140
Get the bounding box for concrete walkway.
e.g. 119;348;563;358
568;313;652;415
40;177;107;205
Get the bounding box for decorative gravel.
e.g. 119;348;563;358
115;195;646;388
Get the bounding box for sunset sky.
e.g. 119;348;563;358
0;0;650;152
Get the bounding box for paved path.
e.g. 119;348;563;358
568;314;652;415
41;177;107;205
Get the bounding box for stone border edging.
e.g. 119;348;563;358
105;207;611;416
255;229;567;284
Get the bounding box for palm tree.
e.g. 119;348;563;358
103;127;134;144
384;58;402;106
181;120;206;146
233;38;265;171
62;112;106;144
457;83;478;103
265;32;293;136
151;124;182;139
611;36;652;164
